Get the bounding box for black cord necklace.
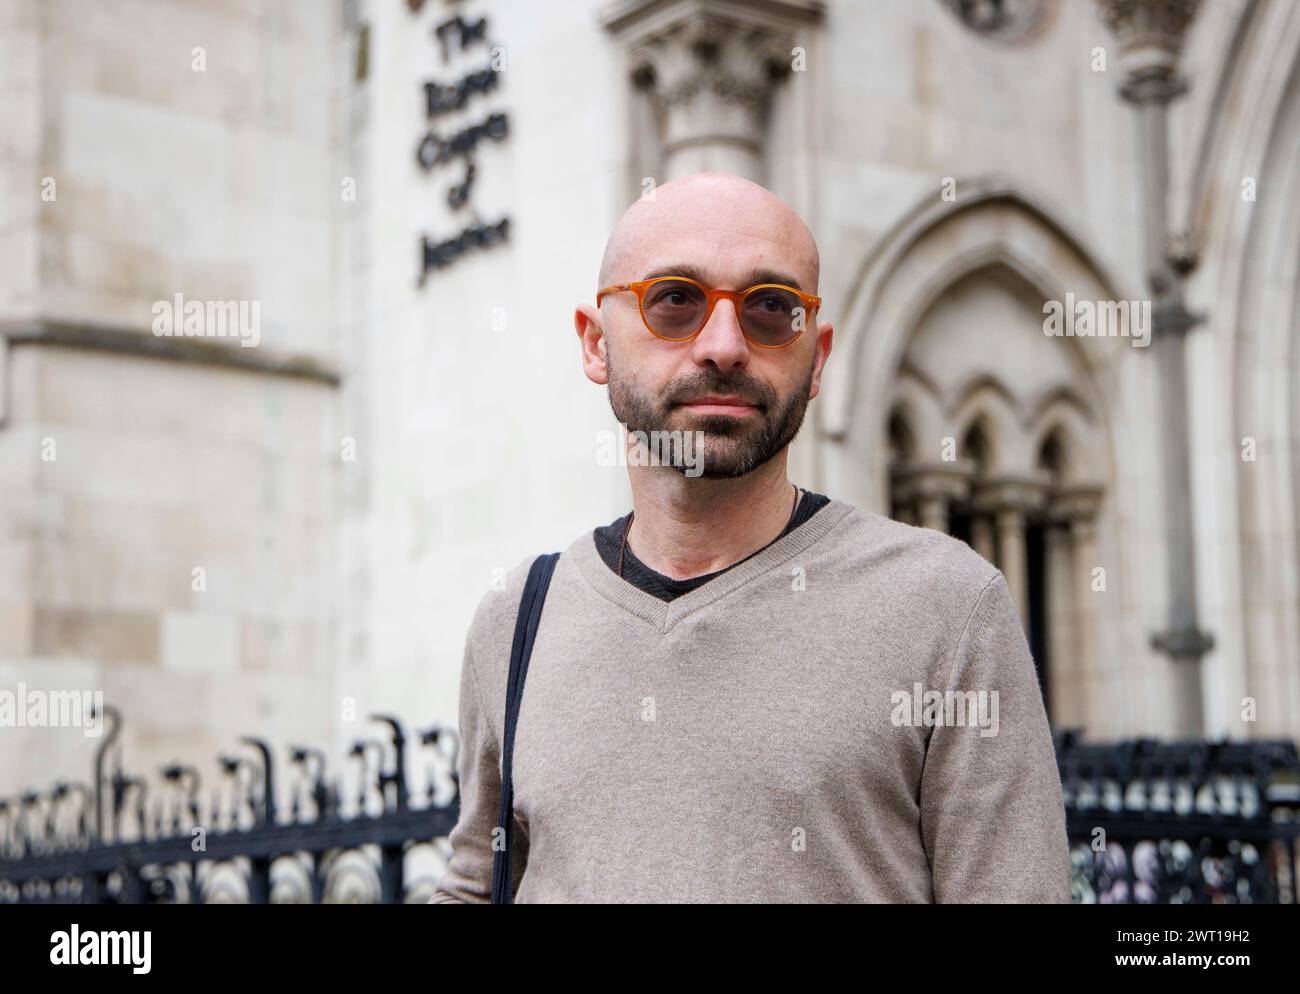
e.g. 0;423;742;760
617;483;802;579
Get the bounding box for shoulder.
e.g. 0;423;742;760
823;500;1004;611
815;502;1020;682
462;554;541;678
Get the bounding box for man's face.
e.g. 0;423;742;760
604;289;818;479
581;181;832;480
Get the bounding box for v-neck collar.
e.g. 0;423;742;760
566;498;857;633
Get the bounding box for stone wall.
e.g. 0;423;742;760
1;0;1297;802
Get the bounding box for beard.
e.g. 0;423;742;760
605;340;815;479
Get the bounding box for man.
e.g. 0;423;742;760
431;172;1071;903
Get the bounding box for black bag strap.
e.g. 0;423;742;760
491;551;560;904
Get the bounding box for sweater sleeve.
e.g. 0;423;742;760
429;635;530;904
918;573;1072;903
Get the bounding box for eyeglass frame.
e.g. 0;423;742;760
595;275;822;350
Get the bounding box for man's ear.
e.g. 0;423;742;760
807;320;833;401
575;303;609;385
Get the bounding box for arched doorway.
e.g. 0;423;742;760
882;264;1105;720
820;186;1131;729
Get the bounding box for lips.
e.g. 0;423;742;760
679;395;758;415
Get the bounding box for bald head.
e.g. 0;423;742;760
597;173;820;294
578;172;833;481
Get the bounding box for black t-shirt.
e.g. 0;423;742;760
593;488;831;602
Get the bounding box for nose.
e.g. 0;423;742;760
688;296;749;370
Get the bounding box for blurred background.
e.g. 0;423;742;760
1;0;1297;902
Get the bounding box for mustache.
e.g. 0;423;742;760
663;374;773;409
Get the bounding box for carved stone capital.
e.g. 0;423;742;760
890;461;975;506
631;15;791;111
969;476;1052;515
1096;0;1200;101
1151;297;1204;335
602;0;824;178
1151;626;1215;660
1049;483;1105;543
1050;483;1105;523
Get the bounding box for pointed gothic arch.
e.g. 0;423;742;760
821;183;1125;726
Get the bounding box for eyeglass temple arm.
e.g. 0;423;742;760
595;283;631;306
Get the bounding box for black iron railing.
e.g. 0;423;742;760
1056;731;1300;903
3;709;1298;903
0;707;461;903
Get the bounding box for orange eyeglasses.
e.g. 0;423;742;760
596;276;821;349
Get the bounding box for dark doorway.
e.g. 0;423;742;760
1026;520;1050;711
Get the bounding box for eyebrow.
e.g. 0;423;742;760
640;264;805;292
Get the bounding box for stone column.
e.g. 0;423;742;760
1051;486;1105;728
973;479;1049;630
970;514;996;564
601;0;824;182
1044;522;1078;725
1097;0;1212;727
917;495;947;533
996;507;1030;625
1071;515;1101;676
891;463;973;534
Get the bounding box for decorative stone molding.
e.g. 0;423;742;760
1049;483;1105;545
939;0;1060;44
1096;0;1213;678
601;0;824;180
1151;627;1216;660
890;462;975;507
891;462;975;531
970;476;1051;626
969;476;1051;516
1049;483;1105;522
0;320;340;386
1096;0;1201;102
1097;0;1200;51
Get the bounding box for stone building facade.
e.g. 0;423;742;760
0;0;1296;797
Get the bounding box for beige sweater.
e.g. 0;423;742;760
431;498;1072;903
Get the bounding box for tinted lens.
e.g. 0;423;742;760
641;279;707;340
742;286;804;347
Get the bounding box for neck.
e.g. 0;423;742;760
623;457;795;580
